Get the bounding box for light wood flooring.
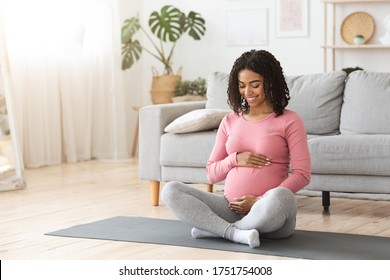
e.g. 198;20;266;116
1;159;390;260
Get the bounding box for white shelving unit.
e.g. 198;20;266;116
322;0;390;71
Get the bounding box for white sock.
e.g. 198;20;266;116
191;228;220;239
232;229;260;248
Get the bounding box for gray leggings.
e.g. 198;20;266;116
161;181;297;240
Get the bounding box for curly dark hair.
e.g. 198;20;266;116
227;49;290;116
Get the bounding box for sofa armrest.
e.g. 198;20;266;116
138;101;206;181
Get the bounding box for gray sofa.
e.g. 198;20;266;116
139;70;390;209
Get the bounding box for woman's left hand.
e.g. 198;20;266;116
229;195;259;215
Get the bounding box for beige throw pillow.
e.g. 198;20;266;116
164;109;230;134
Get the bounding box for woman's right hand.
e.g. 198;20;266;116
236;152;271;168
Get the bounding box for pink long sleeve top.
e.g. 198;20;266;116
206;110;311;202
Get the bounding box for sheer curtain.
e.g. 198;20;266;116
0;0;130;167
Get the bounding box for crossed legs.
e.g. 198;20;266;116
161;181;297;248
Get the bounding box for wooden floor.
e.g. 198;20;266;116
1;160;390;260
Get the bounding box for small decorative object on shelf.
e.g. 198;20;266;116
341;11;375;45
353;35;365;45
379;15;390;45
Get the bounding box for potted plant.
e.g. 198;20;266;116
342;66;363;77
353;34;365;45
121;5;206;104
172;77;207;102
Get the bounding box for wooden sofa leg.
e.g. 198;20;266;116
206;184;213;192
150;180;160;206
322;191;330;213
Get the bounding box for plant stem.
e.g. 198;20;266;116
140;26;172;74
166;42;176;73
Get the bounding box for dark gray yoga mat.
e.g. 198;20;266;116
46;216;390;260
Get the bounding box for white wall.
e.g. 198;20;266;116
119;0;390;153
121;0;324;106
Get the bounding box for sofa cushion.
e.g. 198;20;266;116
286;71;346;135
340;71;390;135
205;72;231;111
164;109;230;134
161;131;217;167
309;135;390;176
205;71;346;135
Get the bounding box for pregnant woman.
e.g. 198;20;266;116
162;49;311;248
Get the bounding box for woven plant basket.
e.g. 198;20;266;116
150;67;182;104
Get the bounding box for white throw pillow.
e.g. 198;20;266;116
164;109;230;134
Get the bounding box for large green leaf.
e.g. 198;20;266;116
184;11;206;40
121;40;142;70
149;5;183;43
121;17;140;44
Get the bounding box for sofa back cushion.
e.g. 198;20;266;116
205;72;231;111
205;71;346;135
286;71;346;135
340;71;390;135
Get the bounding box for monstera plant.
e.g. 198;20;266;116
121;5;206;75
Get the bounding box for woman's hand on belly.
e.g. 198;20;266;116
236;152;271;168
228;195;259;215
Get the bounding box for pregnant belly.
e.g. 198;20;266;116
223;165;288;202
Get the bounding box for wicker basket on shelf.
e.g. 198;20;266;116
341;11;375;45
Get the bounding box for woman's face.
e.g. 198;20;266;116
238;69;268;109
